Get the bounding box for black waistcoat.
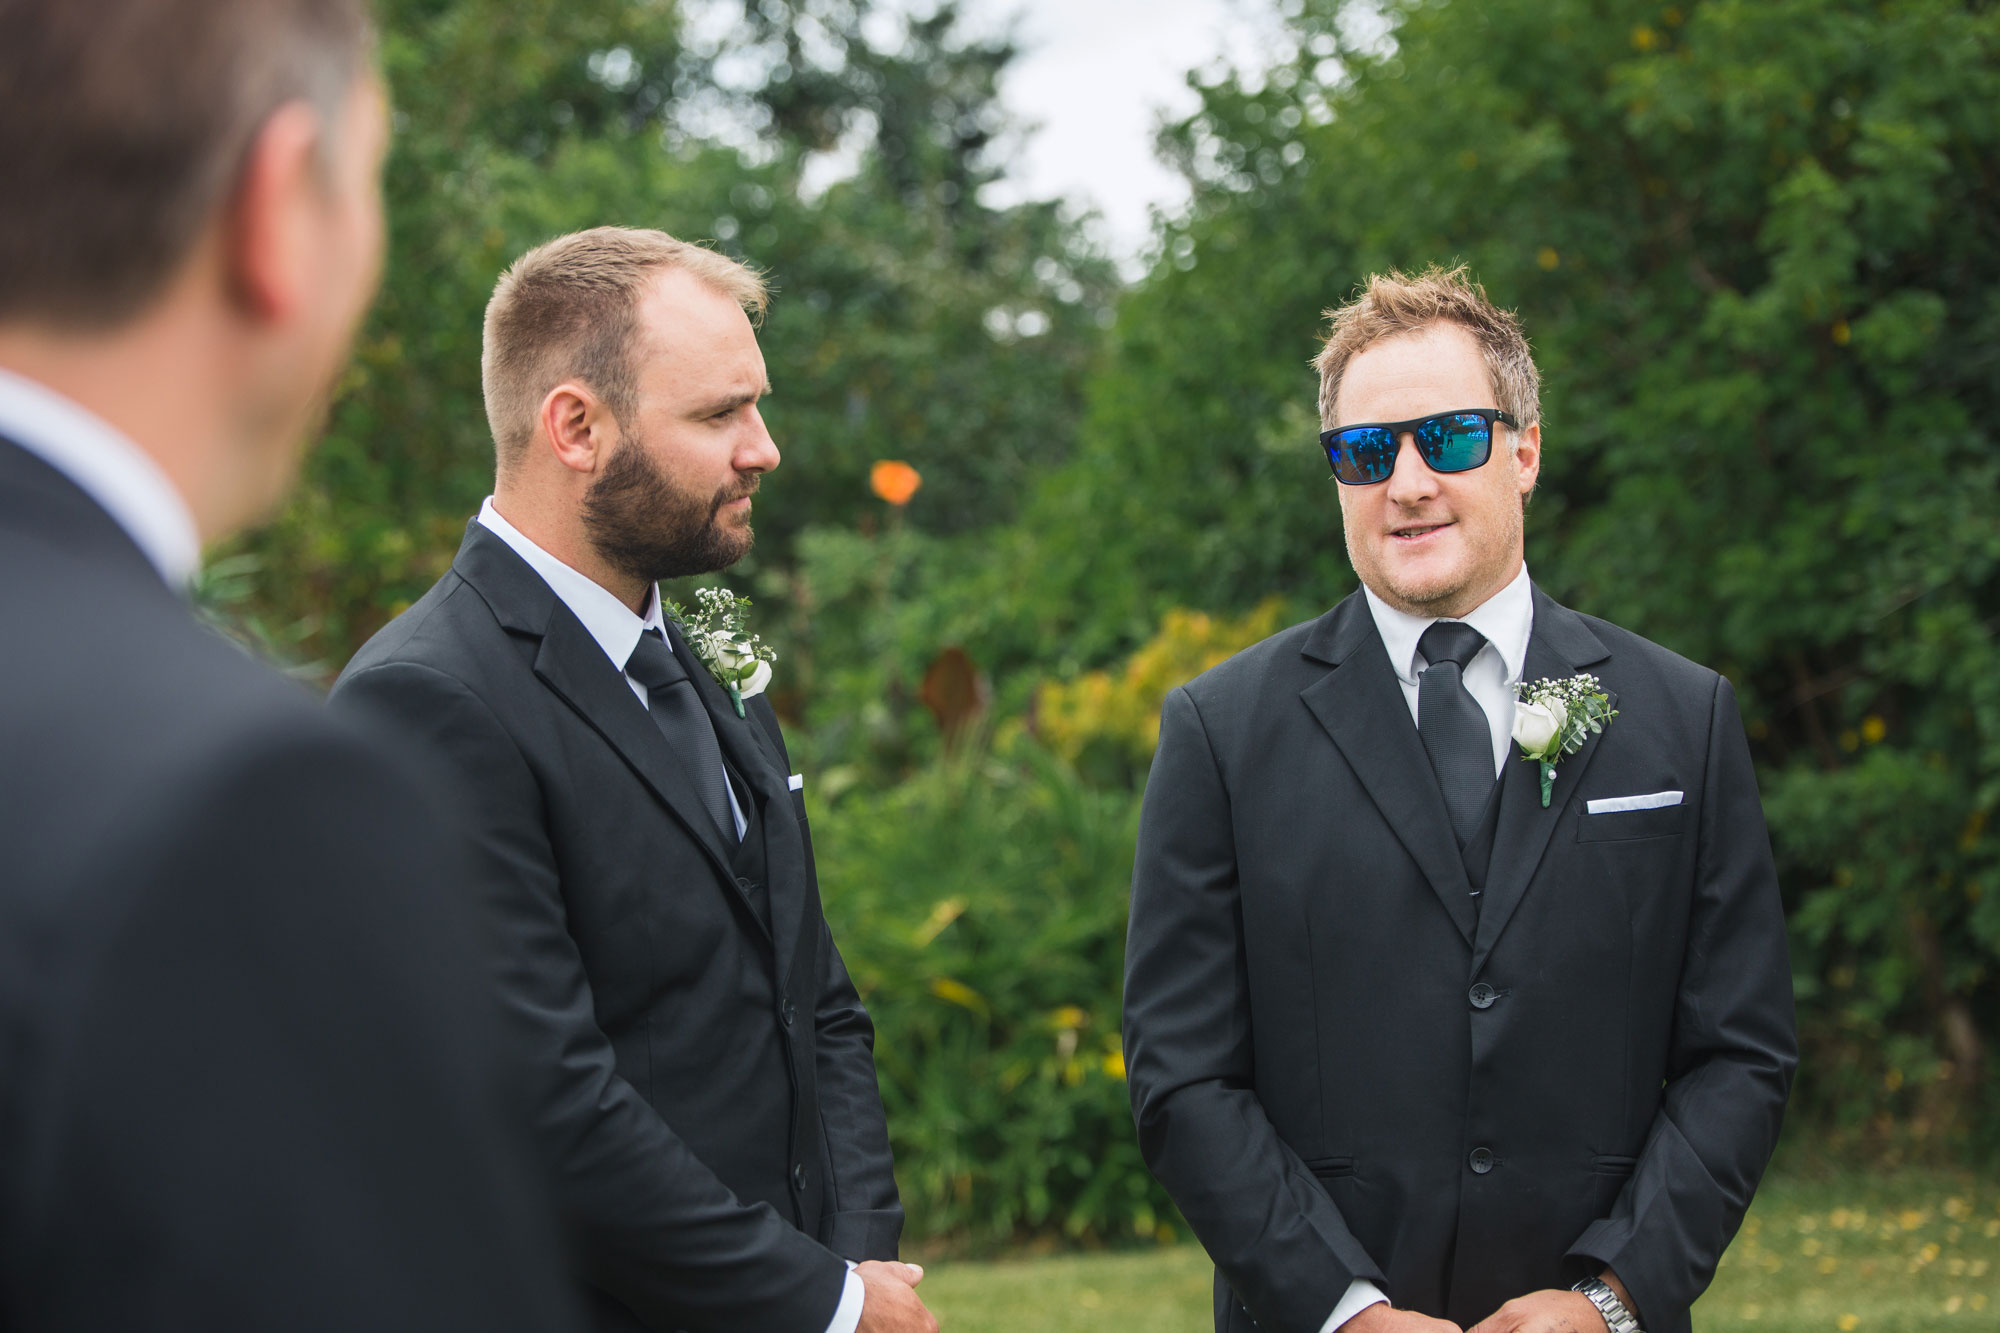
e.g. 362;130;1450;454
725;762;773;934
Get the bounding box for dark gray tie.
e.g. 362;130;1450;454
625;628;735;842
1417;620;1495;846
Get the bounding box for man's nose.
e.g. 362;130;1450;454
1384;430;1436;503
739;406;780;474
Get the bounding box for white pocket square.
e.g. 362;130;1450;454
1587;790;1683;814
787;773;805;792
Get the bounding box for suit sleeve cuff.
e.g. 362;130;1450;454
1320;1278;1389;1332
824;1263;865;1333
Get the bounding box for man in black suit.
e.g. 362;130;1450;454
0;2;580;1329
329;227;932;1333
1123;267;1796;1333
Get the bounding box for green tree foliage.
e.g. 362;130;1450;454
211;0;2000;1250
234;0;1114;671
981;0;2000;1150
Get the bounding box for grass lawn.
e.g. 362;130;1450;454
918;1171;1998;1332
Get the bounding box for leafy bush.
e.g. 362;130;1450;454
812;735;1176;1247
1036;599;1289;786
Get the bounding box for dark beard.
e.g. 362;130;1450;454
581;437;756;583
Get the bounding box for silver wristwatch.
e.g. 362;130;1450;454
1572;1277;1643;1333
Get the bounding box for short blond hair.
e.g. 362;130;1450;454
481;226;768;468
1313;265;1540;429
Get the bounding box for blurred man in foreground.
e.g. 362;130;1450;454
330;227;931;1333
0;2;579;1327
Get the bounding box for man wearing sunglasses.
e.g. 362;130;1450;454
1124;267;1795;1333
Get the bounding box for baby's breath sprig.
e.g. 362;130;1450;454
663;586;776;718
1512;672;1617;807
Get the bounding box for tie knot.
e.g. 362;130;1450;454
624;628;689;693
1419;620;1487;673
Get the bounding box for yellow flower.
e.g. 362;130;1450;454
1101;1051;1127;1080
1049;1005;1087;1031
928;976;987;1014
1837;1315;1859;1331
912;896;965;947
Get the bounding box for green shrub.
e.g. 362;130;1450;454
811;734;1177;1247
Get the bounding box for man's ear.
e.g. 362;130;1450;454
1512;420;1542;496
222;100;325;322
539;382;613;475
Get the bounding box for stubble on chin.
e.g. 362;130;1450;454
1344;506;1523;619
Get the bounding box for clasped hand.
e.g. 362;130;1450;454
1347;1288;1607;1333
855;1260;939;1333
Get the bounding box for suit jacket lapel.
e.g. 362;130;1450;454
452;524;746;901
1470;586;1614;974
1299;595;1478;946
664;616;805;964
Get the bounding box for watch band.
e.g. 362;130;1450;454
1572;1277;1643;1333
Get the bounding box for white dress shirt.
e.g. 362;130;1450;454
476;497;747;841
1312;565;1535;1332
0;366;201;589
475;502;871;1333
1363;562;1535;777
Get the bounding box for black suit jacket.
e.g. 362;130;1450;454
1123;586;1796;1333
329;521;901;1333
0;439;580;1331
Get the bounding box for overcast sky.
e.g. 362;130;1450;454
965;0;1290;268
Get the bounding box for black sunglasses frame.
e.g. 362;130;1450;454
1318;408;1523;486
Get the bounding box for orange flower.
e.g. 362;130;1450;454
870;460;922;506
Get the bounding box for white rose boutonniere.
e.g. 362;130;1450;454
665;586;776;718
1513;674;1617;807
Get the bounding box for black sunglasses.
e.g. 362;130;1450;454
1319;408;1522;486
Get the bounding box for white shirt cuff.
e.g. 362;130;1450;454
824;1263;865;1333
1320;1278;1389;1332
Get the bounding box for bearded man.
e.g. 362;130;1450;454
1122;268;1795;1333
330;228;930;1333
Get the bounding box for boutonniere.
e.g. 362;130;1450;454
1512;674;1617;807
664;586;776;718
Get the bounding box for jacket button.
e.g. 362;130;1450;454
1468;983;1496;1009
736;875;757;893
1469;1147;1494;1174
781;997;796;1027
792;1162;808;1190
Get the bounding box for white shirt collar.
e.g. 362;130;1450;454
476;496;664;670
0;366;202;589
1363;562;1535;687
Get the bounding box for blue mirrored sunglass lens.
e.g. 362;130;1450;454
1416;414;1493;472
1329;428;1397;482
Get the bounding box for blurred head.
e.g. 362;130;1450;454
0;0;387;535
482;227;777;587
1314;266;1542;619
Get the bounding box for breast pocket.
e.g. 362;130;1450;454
1576;803;1687;842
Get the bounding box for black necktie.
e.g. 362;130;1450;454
625;628;736;842
1417;620;1495;847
